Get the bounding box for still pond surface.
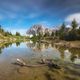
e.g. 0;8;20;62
0;41;80;80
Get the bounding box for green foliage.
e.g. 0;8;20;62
31;34;38;42
31;33;42;42
4;31;12;36
71;19;78;30
16;32;21;36
51;31;54;37
44;32;50;37
0;25;4;33
59;20;80;41
59;23;66;39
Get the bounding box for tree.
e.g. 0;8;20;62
71;19;78;30
0;25;4;33
4;31;10;36
59;23;66;39
77;27;80;35
51;31;54;37
60;23;65;31
16;32;21;36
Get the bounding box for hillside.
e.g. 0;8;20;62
0;26;26;43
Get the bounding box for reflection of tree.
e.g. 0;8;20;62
51;42;54;47
45;43;49;49
26;41;80;62
0;42;13;54
70;54;77;62
4;43;12;48
57;46;80;62
58;46;65;59
0;48;2;54
16;42;20;47
27;41;55;52
69;48;80;62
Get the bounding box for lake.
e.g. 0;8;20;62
0;41;80;80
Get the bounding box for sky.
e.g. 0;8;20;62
0;0;80;35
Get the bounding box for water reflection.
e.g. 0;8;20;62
26;41;80;63
0;42;12;54
16;42;21;47
0;41;80;80
0;41;80;64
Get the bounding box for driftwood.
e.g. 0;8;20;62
14;58;61;69
15;58;47;67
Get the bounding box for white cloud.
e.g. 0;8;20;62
65;13;80;23
66;24;71;28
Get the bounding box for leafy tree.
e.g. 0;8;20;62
51;31;55;37
55;30;59;36
59;23;66;39
16;32;21;36
38;32;42;40
0;25;4;33
77;27;80;35
4;31;10;36
71;19;78;30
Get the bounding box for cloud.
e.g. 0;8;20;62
66;24;71;28
65;13;80;23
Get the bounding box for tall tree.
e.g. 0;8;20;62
59;23;66;39
16;32;21;36
71;19;78;30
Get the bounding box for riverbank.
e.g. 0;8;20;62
0;36;27;48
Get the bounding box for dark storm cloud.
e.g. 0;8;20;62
0;0;80;16
0;0;80;27
0;0;80;35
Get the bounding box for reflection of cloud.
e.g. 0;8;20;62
65;13;80;24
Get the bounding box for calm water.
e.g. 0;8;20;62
0;41;80;80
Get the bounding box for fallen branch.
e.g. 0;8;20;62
14;58;61;69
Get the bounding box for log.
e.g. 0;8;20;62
15;58;61;69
